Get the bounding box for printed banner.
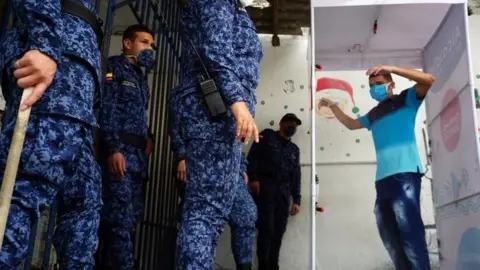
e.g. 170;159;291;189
424;3;480;269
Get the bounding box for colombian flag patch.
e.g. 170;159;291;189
105;73;113;81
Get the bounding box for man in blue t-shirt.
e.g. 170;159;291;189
320;65;435;270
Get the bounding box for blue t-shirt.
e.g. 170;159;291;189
358;86;424;181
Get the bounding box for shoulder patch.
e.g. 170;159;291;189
105;73;113;81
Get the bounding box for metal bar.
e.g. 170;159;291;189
23;222;37;270
41;203;57;270
116;0;136;9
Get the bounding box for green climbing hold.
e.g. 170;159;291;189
269;120;274;126
355;139;360;143
352;107;360;114
477;74;480;79
320;147;324;151
361;85;365;89
476;95;480;101
284;105;288;109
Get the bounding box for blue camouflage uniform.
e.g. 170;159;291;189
247;128;301;270
169;0;263;269
172;136;257;265
98;55;151;270
0;0;102;269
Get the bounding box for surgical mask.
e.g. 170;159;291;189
284;126;297;137
126;49;154;69
240;0;253;7
369;84;389;102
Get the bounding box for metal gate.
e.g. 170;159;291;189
0;0;182;269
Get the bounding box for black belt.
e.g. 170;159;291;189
61;0;103;48
119;133;147;150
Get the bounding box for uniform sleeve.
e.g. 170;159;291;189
405;86;424;109
192;0;244;106
247;129;268;182
25;0;63;63
357;114;371;130
169;103;186;161
99;61;121;156
291;147;302;206
240;152;248;174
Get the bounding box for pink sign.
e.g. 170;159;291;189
440;88;462;152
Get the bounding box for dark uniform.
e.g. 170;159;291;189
247;129;301;270
98;55;151;269
169;0;263;269
0;0;102;268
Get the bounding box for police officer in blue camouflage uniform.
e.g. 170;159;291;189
98;24;155;270
170;0;263;269
247;113;302;270
172;128;257;270
0;0;103;269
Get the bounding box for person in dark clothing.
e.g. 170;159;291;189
247;113;302;270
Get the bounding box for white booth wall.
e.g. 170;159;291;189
215;15;480;270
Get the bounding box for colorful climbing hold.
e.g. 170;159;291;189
361;85;365;89
300;85;304;89
269;120;274;126
352;107;360;114
307;131;310;135
355;139;360;143
320;147;324;151
284;105;288;109
346;153;351;157
300;108;304;112
261;100;265;105
476;74;480;79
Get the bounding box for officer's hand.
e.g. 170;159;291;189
248;181;260;195
13;50;58;111
177;160;186;183
290;204;300;216
108;152;127;178
243;172;249;185
319;98;336;108
145;137;153;156
230;101;259;144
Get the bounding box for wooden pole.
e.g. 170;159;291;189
0;88;33;249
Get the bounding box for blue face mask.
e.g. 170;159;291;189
369;84;389;102
136;49;154;69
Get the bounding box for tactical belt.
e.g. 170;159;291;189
119;133;147;150
61;0;103;48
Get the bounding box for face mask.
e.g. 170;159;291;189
136;49;154;69
284;126;297;137
240;0;253;7
369;84;389;102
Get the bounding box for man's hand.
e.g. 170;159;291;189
230;101;259;144
290;203;300;216
319;98;336;108
145;137;153;156
248;181;260;195
177;159;186;183
366;65;394;76
13;50;58;111
108;152;127;178
242;172;249;185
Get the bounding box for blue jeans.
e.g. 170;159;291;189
374;173;430;270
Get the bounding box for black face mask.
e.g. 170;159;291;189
283;126;297;137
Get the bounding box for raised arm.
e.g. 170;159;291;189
319;98;365;130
